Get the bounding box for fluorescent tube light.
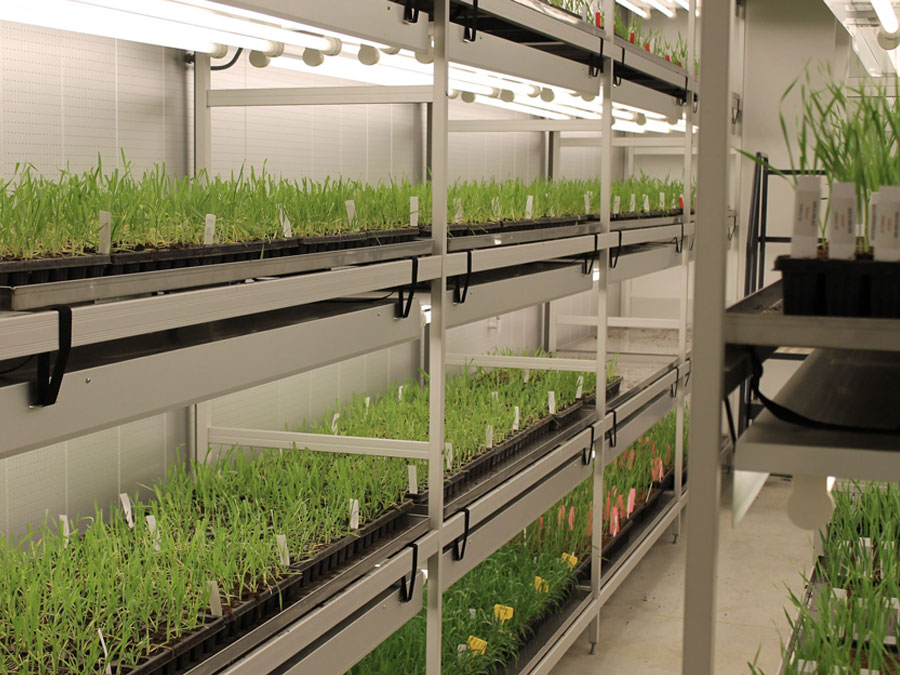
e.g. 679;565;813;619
616;0;649;19
872;0;899;35
672;0;690;9
468;95;571;120
645;0;675;18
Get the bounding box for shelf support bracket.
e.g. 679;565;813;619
612;47;624;87
451;507;471;561
32;306;73;408
399;542;419;602
396;257;419;319
463;0;479;42
609;230;623;269
674;222;685;254
582;424;596;465
403;0;420;24
608;409;618;449
452;250;473;304
583;233;600;275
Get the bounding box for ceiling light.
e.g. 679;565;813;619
872;0;899;35
672;0;690;9
645;0;675;18
469;94;571;120
616;0;649;19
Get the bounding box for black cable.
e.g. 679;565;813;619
748;348;900;435
0;354;33;376
211;48;244;71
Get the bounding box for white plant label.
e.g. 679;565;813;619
118;493;134;529
445;442;453;470
345;199;356;226
523;369;530;384
827;181;857;260
454;198;463;223
642;194;651;212
98;210;111;255
575;376;584;400
60;515;70;548
349;498;360;530
407;464;418;495
613;195;621;215
203;213;216;246
276;533;290;566
98;629;113;675
280;210;293;238
525;195;534;219
548;391;557;415
792;176;820;258
398;385;404;402
146;515;161;552
208;580;223;617
630;194;636;213
486;425;494;449
876;186;900;262
513;406;520;431
410;196;419;228
469;608;477;618
659;191;666;211
331;413;340;433
584;192;591;214
457;644;468;659
491;390;499;402
492;196;500;219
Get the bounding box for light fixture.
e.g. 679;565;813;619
636;113;648;126
357;44;381;66
877;27;900;51
872;0;900;35
787;475;836;530
645;0;675;18
469;94;571;120
616;0;650;19
672;0;690;9
1;0;225;54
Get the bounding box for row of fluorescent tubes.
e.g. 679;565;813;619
0;0;689;132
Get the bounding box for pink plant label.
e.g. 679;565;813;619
627;488;636;517
610;506;619;536
568;506;575;531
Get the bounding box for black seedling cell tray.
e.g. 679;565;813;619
121;500;414;675
419;215;591;239
0;252;109;287
776;253;900;318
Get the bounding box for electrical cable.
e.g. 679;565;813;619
211;47;243;70
0;354;34;375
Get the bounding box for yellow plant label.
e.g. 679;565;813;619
467;635;487;656
493;604;514;625
534;576;549;593
561;552;578;568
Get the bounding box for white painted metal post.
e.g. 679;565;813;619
194;401;212;464
194;52;211;177
674;0;697;540
590;0;614;653
682;0;732;672
427;2;450;674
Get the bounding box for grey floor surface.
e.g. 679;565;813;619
553;476;812;674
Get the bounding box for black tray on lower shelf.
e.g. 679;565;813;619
119;501;416;675
776;254;900;318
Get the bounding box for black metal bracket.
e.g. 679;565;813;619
589;38;604;77
582;234;599;275
673;222;685;254
582;425;596;465
33;306;73;408
612;48;624;87
608;409;618;449
399;542;419;602
403;0;420;23
452;507;471;561
670;371;678;398
453;250;473;304
396;257;419;319
463;0;479;42
609;230;623;270
723;397;737;450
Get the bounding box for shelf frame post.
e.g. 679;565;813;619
682;0;733;672
194;52;211;177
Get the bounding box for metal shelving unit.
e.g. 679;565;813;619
0;0;698;673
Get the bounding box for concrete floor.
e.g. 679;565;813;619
554;476;813;675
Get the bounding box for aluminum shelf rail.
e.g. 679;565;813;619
734;349;900;482
0;299;421;459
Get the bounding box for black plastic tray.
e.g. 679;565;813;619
120;500;415;675
775;254;900;318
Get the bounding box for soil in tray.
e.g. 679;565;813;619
118;501;414;675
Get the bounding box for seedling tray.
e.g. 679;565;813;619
775;254;900;318
121;500;415;675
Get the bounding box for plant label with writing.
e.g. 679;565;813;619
827;182;857;260
119;493;134;529
659;191;666;211
445;442;453;470
613;195;621;215
584;192;592;214
98;629;113;675
561;552;578;568
523;369;529;383
575;376;584;399
630;193;636;213
331;413;340;433
876;186;900;261
398;385;403;402
469;608;477;619
548;391;556;415
365;396;370;411
349;498;360;530
467;635;487;656
513;406;520;431
98;210;111;255
146;515;161;552
486;425;493;449
203;214;216;245
345;200;356;227
276;533;290;566
410;196;419;228
457;644;468;660
792;176;820;258
208;580;223;617
407;464;418;495
454;198;463;223
642;194;650;212
525;195;534;219
491;390;499;402
60;514;70;548
491;196;500;219
493;604;514;625
280;210;293;238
